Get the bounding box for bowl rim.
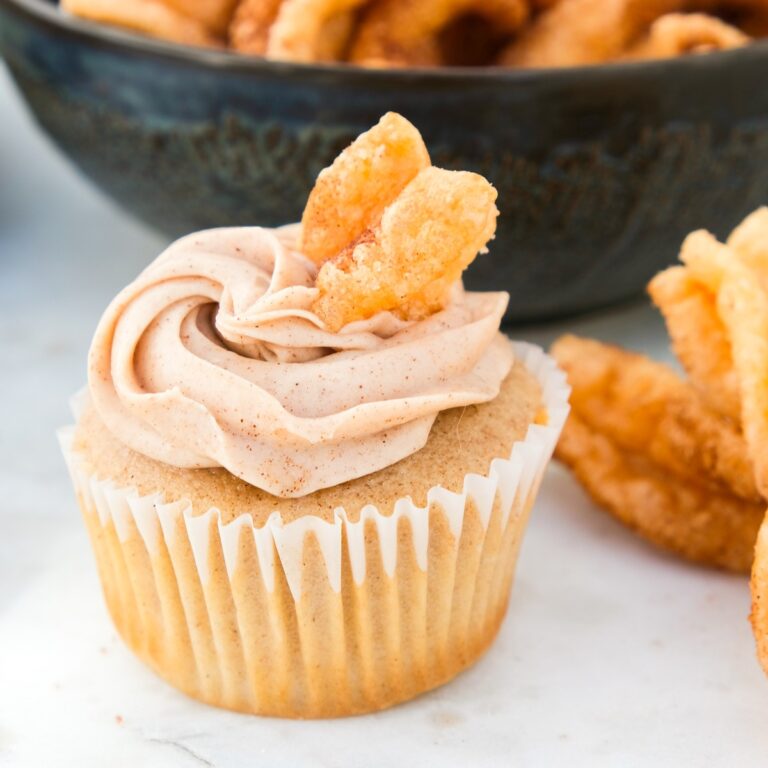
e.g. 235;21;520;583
3;0;768;83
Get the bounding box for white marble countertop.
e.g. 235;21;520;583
1;65;766;767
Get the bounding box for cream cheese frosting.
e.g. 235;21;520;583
88;225;514;497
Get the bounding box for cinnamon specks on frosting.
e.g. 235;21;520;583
87;225;513;498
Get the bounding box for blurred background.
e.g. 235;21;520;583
0;62;164;605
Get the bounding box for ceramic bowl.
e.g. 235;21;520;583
2;0;768;320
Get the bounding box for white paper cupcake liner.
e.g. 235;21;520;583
59;341;569;717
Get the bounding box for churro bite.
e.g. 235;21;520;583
301;113;499;330
230;0;366;60
625;12;749;59
349;0;530;67
164;0;240;36
266;0;368;61
62;0;768;63
653;209;768;499
499;0;693;67
61;0;234;46
61;112;569;717
553;335;763;572
555;208;768;580
649;264;742;422
313;166;499;330
300;112;431;265
228;0;283;53
550;208;768;680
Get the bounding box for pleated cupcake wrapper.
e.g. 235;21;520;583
59;341;570;717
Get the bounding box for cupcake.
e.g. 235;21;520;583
60;113;570;718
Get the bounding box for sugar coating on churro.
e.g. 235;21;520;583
300;112;431;266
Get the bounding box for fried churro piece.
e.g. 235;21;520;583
266;0;368;61
556;412;764;573
164;0;239;35
229;0;283;54
62;0;221;46
552;335;760;502
751;513;768;675
670;211;768;498
304;113;496;329
649;265;741;422
350;0;529;67
715;259;768;498
498;0;686;67
651;218;768;424
727;206;768;272
313;166;498;330
625;12;749;59
300;112;431;266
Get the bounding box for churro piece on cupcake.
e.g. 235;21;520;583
313;166;499;330
302;113;498;330
300;112;431;265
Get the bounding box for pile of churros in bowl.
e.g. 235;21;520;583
553;209;768;677
59;0;768;67
3;0;768;323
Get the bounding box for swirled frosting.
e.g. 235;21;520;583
88;225;514;497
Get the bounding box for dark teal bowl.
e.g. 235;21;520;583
2;0;768;321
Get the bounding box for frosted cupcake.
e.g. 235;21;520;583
60;113;569;718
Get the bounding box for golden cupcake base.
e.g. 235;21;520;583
60;342;569;717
